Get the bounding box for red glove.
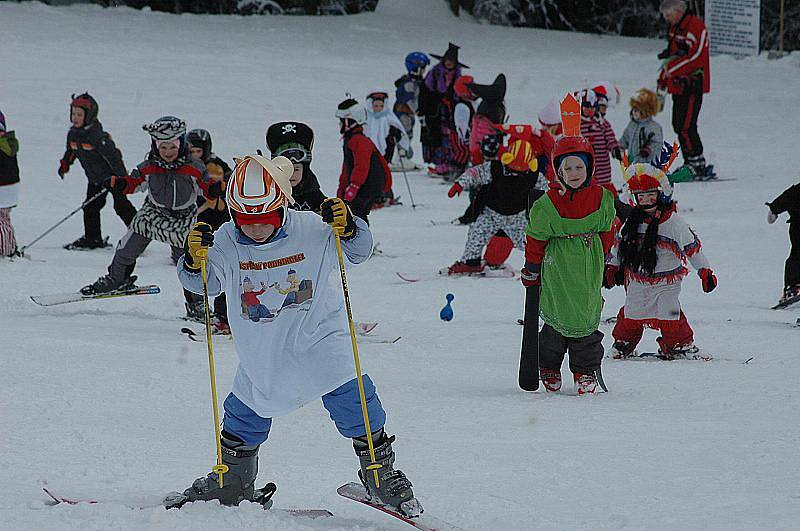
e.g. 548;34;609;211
698;268;717;293
58;159;70;179
343;184;359;202
447;183;463;198
520;266;540;287
603;265;623;289
637;146;652;160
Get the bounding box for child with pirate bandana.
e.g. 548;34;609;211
266;121;327;213
521;93;617;395
605;143;717;360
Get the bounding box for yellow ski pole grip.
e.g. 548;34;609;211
333;232;382;488
200;256;227;488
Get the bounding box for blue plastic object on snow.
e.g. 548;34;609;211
440;293;454;321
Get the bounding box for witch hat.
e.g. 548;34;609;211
469;73;506;104
430;42;470;69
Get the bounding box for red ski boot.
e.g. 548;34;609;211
445;260;485;276
574;372;597;395
539;368;562;392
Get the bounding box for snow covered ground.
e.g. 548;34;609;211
2;1;800;529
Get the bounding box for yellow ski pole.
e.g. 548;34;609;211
333;231;381;489
200;255;228;487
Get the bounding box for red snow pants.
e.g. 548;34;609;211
611;306;694;353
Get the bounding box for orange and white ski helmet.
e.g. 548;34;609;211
227;155;295;217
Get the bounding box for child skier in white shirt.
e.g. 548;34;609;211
171;154;421;517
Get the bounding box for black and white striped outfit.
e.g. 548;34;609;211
456;161;541;261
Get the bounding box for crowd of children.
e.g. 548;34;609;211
1;31;797;396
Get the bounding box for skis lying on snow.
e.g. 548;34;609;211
30;284;160;307
396;267;516;283
43;486;332;518
338;482;463;531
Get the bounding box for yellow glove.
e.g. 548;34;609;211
183;222;214;272
321;198;356;239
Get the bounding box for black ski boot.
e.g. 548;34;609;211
80;274;137;296
609;341;636;359
354;430;422;517
64;236;109;250
184;300;206;322
165;431;259;508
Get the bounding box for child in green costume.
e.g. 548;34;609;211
521;131;616;395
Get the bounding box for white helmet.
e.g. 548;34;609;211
336;98;367;129
227;155;295;216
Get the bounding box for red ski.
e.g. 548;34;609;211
337;482;463;531
396;267;516;283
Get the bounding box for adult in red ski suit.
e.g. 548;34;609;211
657;0;710;175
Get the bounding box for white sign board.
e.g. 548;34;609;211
705;0;761;56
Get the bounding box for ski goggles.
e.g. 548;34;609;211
276;143;311;164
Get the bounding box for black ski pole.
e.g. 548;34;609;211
18;189;108;255
397;157;417;209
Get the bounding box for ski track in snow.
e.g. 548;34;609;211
3;0;800;529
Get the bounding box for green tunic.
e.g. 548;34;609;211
526;189;615;338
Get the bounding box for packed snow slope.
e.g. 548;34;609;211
2;1;800;529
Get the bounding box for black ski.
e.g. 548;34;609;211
518;286;540;391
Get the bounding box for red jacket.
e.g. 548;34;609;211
338;129;392;204
660;12;710;94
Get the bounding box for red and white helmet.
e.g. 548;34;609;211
227;155;295;219
624;163;672;196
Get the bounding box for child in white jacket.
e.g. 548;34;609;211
365;91;411;165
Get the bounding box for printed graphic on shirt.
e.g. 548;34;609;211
238;267;313;323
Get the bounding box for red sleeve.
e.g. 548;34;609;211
666;17;708;79
603;121;619;151
119;174;144;195
600;228;615;255
379;153;392;193
348;136;373;188
337;160;346;198
524;235;548;266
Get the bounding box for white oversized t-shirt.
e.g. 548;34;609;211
179;210;373;417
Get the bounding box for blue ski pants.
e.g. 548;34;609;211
222;375;386;447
